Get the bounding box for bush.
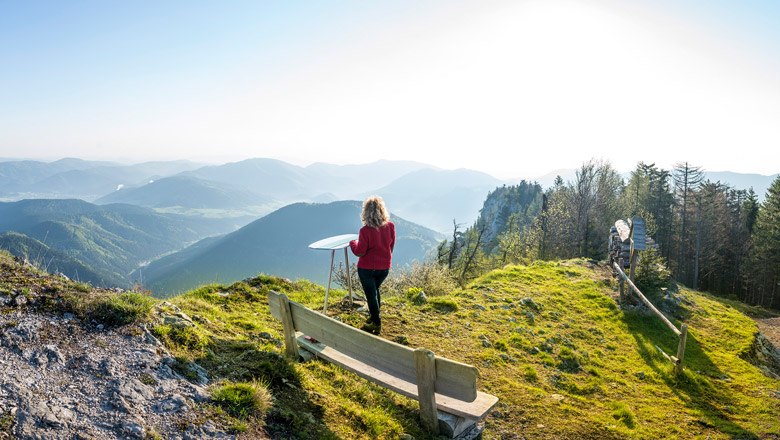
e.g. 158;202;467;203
212;381;273;420
385;260;457;297
635;248;672;293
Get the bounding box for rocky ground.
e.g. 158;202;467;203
0;258;236;440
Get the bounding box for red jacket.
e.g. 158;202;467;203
349;222;395;270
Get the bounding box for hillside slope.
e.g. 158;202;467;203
1;252;778;438
151;259;780;439
141;200;442;297
0;199;239;287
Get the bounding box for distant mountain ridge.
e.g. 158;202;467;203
0;199;240;287
140;200;443;297
95;175;275;211
0;158;203;201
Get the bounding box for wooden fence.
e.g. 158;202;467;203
613;261;689;375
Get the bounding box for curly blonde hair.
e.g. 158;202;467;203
361;196;390;228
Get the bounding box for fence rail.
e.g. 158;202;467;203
613;261;689;375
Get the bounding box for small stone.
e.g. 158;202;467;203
44;344;66;365
530;347;540;354
12;294;27;307
96;324;104;331
120;422;145;439
635;371;646;380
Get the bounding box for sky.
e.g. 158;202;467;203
1;0;779;179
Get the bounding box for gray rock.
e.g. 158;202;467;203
118;378;155;404
120;421;145;439
44;344;66;365
12;294;28;307
154;394;188;413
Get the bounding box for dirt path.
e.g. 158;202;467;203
756;317;780;349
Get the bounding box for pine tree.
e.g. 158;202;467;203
750;176;780;308
672;162;704;286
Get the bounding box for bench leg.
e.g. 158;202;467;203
414;349;439;434
278;294;299;359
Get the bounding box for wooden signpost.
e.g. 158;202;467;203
610;217;689;376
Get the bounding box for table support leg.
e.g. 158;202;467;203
324;249;335;312
344;247;354;306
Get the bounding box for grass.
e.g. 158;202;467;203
153;258;780;439
211;381;273;420
2;250;778;439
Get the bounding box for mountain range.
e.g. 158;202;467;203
139;200;443;297
0;158;203;201
0;199;239;287
2;157;777;235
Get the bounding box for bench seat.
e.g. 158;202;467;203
296;333;498;420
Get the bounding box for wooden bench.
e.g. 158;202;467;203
268;291;499;438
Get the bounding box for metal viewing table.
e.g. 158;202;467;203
308;233;361;312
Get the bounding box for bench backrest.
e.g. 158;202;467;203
268;290;478;402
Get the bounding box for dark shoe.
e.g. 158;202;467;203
360;321;381;335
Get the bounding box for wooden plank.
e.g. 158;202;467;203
278;294;299;359
415;349;439;434
613;263;681;336
631;218;646;250
268;290;479;402
297;335;498;420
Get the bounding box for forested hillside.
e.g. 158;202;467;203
141;200;442;297
0;199;239;287
442;160;780;310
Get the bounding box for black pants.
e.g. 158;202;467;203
357;268;388;326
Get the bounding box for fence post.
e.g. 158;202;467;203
618;259;625;302
675;324;688;375
629;250;639;283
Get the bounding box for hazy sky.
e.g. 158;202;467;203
1;0;779;179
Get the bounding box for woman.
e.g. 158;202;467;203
349;196;395;334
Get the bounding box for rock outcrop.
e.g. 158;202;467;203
0;260;234;439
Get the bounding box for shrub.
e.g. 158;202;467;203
385;261;457;297
635;248;672;293
212;381;273;420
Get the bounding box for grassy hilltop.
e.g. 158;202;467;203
2;251;779;439
157;259;779;439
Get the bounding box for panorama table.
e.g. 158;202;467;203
308;233;363;311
